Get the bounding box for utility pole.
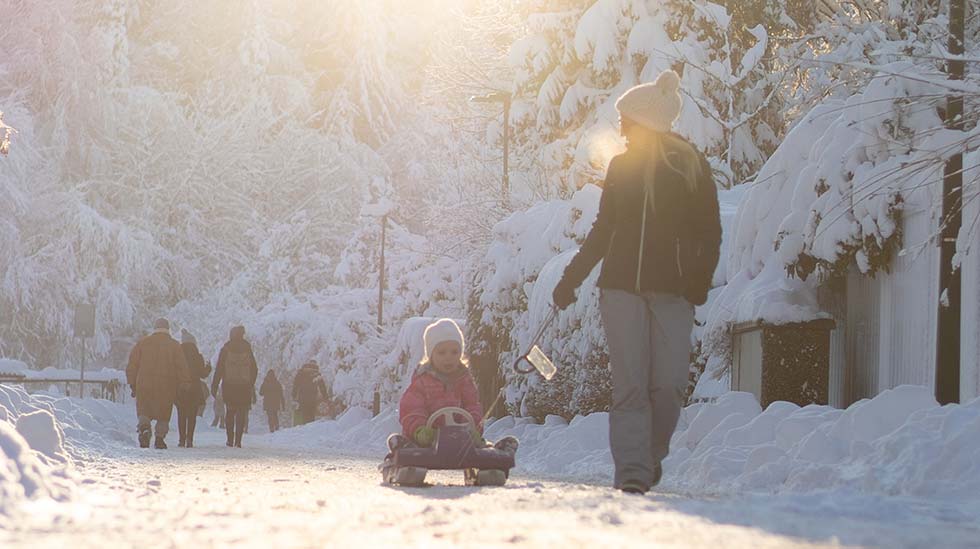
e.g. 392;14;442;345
377;214;387;329
936;0;965;404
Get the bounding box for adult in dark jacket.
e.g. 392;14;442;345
553;71;721;494
126;318;192;449
259;371;285;432
176;328;211;448
211;325;258;447
292;360;327;425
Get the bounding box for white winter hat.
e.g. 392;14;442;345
423;318;465;361
614;70;683;133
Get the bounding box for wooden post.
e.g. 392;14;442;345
937;0;965;404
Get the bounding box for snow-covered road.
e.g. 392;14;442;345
4;428;978;548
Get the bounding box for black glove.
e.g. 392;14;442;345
552;280;576;310
130;386;136;398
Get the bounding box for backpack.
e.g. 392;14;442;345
224;350;252;385
296;371;323;404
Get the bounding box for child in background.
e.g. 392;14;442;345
388;318;517;455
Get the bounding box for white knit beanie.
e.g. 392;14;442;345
614;70;682;133
423;318;465;361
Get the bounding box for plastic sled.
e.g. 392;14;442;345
382;407;514;487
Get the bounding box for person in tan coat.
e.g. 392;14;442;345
126;318;192;449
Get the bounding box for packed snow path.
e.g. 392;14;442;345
4;429;979;548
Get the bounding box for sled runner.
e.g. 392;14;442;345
381;407;515;487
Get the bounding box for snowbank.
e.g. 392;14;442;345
0;383;134;521
0;358;126;385
283;386;980;502
265;407;397;455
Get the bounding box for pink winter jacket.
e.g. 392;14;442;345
399;363;483;438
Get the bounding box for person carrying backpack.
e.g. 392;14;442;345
292;360;327;425
211;325;258;447
552;71;721;494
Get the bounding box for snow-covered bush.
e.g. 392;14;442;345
508;0;790;192
467;186;613;418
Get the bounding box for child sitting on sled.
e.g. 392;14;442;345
387;318;518;456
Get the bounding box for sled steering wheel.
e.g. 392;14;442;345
425;407;476;430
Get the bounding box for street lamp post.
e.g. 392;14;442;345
470;91;512;206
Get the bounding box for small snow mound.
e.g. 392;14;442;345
16;410;67;463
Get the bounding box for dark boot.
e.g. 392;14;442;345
154;437;168;450
138;428;151;449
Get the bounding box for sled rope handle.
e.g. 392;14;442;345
513;307;558;375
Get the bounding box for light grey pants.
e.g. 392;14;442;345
137;416;169;438
599;289;694;488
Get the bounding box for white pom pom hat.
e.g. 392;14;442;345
614;70;683;133
423;318;465;361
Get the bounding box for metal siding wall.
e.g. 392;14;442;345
845;269;881;405
818;285;847;408
877;199;940;391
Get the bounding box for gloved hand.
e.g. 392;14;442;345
552;279;576;310
413;425;436;448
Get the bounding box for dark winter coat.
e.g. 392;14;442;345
399;363;483;438
292;364;327;409
211;337;258;408
557;136;721;305
259;373;285;413
178;341;211;407
126;331;192;421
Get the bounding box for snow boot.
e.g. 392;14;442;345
464;468;508;487
178;438;186;448
154;437;168;450
386;466;427;486
138;429;151;449
493;436;519;455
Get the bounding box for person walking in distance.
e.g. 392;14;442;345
259;370;285;432
552;71;721;494
176;328;211;448
292;360;327;425
211;325;258;448
126;318;192;449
